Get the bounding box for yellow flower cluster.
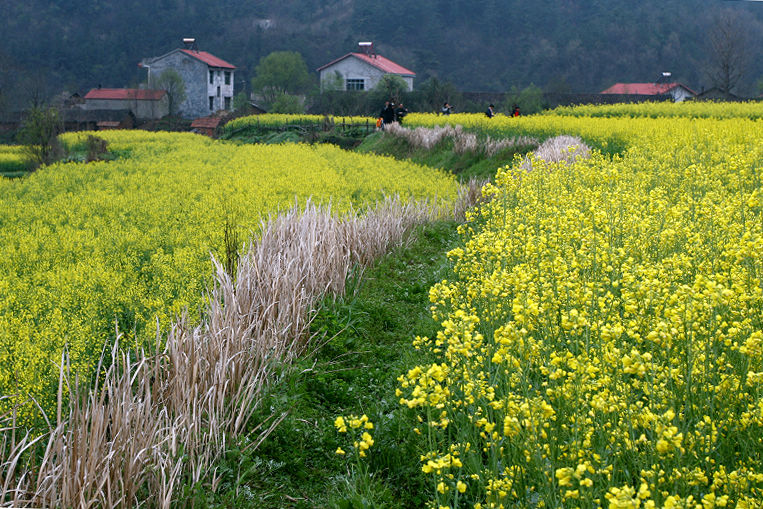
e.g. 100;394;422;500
0;145;31;172
548;101;763;120
0;130;457;426
397;108;763;507
222;113;375;134
335;414;375;458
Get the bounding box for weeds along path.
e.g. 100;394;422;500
1;197;466;507
0;130;467;507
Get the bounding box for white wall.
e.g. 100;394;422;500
320;56;413;92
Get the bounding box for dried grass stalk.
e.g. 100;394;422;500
521;135;591;171
1;191;481;508
385;122;538;157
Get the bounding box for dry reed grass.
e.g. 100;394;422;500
385;123;537;157
0;191;481;508
520;135;591;171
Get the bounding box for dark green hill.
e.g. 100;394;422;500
1;0;761;106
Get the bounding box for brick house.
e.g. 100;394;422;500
140;41;236;118
317;42;415;92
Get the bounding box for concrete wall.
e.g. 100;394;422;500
669;87;694;102
320;56;413;92
145;50;235;118
207;68;235;112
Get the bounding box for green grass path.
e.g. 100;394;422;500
193;221;461;508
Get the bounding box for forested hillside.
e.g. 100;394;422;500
1;0;761;107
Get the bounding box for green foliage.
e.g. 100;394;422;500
270;93;305;114
252;51;314;105
370;75;408;104
232;91;250;112
150;68;186;116
85;135;108;162
3;0;763;105
322;70;345;92
417;77;463;114
503;83;544;115
17;106;63;168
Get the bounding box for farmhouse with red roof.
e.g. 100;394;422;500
83;88;169;120
317;43;416;92
601;73;696;102
140;39;236;118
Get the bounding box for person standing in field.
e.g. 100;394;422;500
394;102;409;123
485;104;495;118
441;102;452;115
380;100;395;129
513;104;520;117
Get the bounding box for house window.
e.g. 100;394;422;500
224;71;231;85
224;96;231;110
346;78;364;91
217;86;221;97
209;96;214;110
209;70;214;84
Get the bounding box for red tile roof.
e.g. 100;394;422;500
190;117;222;129
317;53;416;76
601;83;696;95
85;88;167;100
180;49;236;69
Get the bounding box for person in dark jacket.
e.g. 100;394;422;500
380;101;395;129
441;102;452;115
394;102;409;123
485;104;495;118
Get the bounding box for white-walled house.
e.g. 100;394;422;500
317;45;415;92
140;45;236;118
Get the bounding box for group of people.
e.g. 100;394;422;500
439;102;520;118
378;100;409;129
379;100;521;128
486;104;520;118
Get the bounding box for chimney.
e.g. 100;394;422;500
183;38;198;51
656;72;672;84
358;41;374;57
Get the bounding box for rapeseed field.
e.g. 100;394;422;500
397;107;762;507
0;130;457;425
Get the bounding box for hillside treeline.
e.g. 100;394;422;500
0;0;761;108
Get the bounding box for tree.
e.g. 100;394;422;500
706;11;750;94
232;91;251;112
251;51;313;105
270;93;305;114
370;74;409;105
321;70;345;92
417;77;463;113
503;84;544;115
151;69;186;116
18;106;63;169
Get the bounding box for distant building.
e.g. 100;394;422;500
317;42;416;92
692;87;742;102
83;88;169;119
190;116;223;137
601;74;696;102
140;39;236;118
